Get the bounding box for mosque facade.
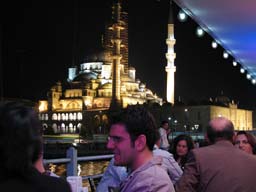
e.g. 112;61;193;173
38;0;163;135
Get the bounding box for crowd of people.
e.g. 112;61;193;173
97;105;256;192
1;101;256;192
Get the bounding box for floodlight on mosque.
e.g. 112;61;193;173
240;68;245;74
233;61;237;67
247;74;251;79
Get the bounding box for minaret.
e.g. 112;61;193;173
110;0;123;109
165;0;176;104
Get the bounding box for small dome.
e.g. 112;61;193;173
139;83;146;88
100;82;112;89
128;66;135;71
215;94;231;106
97;74;102;79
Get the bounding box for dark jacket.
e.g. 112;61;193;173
0;168;71;192
176;140;256;192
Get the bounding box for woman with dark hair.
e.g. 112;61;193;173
234;131;256;154
0;101;71;192
171;134;194;170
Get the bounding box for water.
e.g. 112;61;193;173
47;160;110;190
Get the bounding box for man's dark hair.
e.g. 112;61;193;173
161;120;169;126
0;101;42;180
110;105;157;150
207;119;234;143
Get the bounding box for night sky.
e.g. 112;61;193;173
2;0;256;109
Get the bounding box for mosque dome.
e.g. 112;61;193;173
97;74;102;79
128;66;135;71
100;82;112;89
215;94;231;106
136;79;141;84
139;83;146;89
84;49;111;62
73;72;98;82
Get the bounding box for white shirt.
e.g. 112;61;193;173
159;127;170;149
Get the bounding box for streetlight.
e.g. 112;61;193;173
184;108;188;134
194;124;199;140
184;125;187;134
173;120;178;139
168;117;173;141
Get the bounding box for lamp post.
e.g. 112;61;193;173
168;117;172;141
184;125;187;134
173;119;177;139
194;124;199;140
184;108;188;134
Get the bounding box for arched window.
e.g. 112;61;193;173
73;113;77;120
69;113;73;121
102;114;108;124
42;123;48;131
57;114;61;121
62;113;66;121
69;123;73;133
52;123;57;133
61;123;65;133
77;112;83;120
52;113;57;120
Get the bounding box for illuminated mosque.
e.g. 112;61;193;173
38;0;253;136
38;0;167;135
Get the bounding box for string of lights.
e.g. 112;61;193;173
177;8;256;85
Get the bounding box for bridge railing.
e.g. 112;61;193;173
43;147;113;191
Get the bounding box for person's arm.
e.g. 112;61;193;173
164;154;183;184
175;151;200;192
96;159;127;192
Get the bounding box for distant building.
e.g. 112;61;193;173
170;95;253;135
38;0;162;135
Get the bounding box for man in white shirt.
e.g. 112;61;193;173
159;120;171;150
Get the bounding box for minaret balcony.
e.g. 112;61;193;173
166;53;176;60
165;66;176;72
111;54;122;60
166;39;176;46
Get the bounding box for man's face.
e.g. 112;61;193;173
163;122;169;130
107;124;136;167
